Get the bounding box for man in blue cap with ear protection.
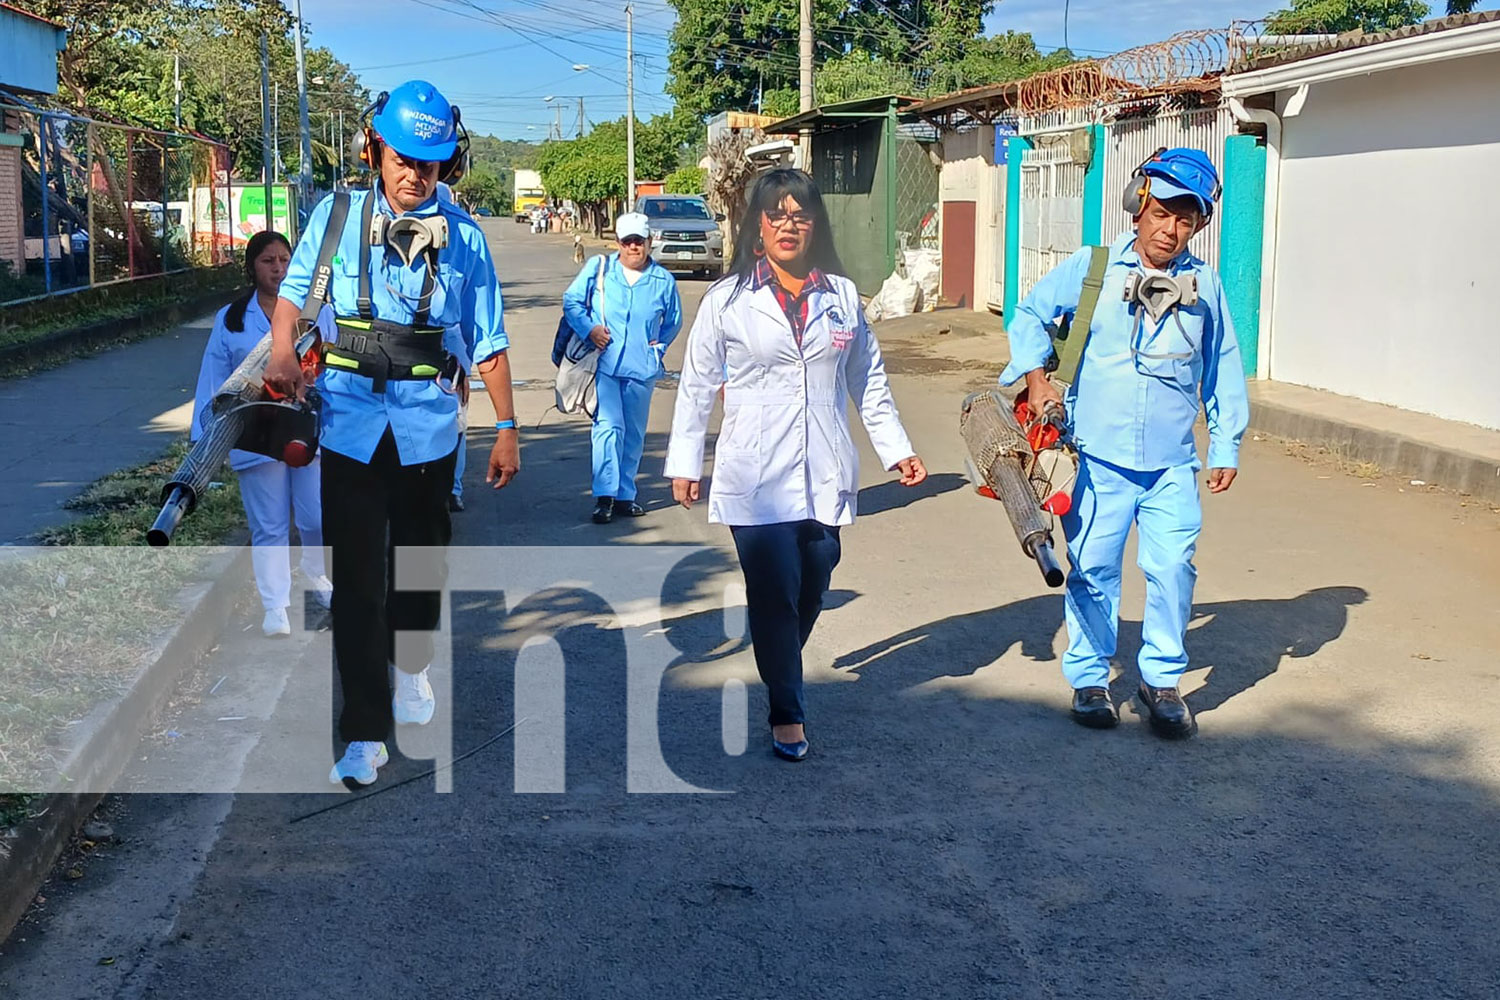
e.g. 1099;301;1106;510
998;146;1249;739
264;80;520;787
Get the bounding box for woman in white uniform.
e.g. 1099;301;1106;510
192;230;335;637
665;169;927;762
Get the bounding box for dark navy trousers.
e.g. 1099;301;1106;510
730;520;842;727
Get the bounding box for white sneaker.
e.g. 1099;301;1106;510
329;741;389;788
262;607;291;637
306;574;333;610
393;666;435;726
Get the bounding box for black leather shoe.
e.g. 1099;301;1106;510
448;494;465;513
617;500;646;517
772;737;809;762
1070;686;1119;729
1137;683;1197;739
591;498;614;524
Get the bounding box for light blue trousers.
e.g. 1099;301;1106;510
592;371;655;502
452;431;466;498
1060;454;1202;690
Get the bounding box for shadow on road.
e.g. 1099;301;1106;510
857;471;967;515
833;585;1369;718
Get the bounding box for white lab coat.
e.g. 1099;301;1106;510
665;273;914;527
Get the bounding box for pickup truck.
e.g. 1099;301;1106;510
634;195;725;279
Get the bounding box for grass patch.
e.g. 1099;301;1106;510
1;438;246;793
39;438;245;548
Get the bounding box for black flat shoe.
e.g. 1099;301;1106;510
772;738;809;762
617;500;646;517
1137;683;1197;739
591;498;614;524
448;494;465;513
1070;686;1119;729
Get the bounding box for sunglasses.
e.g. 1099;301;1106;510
619;236;647;247
764;208;814;229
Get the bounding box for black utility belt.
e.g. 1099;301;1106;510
324;318;457;393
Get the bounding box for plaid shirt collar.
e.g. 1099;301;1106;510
750;257;834;344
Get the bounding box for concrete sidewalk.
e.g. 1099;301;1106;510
0;314;214;544
877;308;1500;504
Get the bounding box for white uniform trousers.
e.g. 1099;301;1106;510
237;457;327;611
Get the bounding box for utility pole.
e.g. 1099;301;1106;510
625;3;636;210
293;0;314;202
799;0;813;170
337;108;344;186
173;53;182;129
273;81;280;183
576;96;585;139
260;33;274;226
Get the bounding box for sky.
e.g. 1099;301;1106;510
296;0;1487;140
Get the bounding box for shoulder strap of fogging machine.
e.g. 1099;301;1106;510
1051;245;1108;385
298;191;352;330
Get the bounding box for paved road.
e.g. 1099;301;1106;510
0;321;211;543
4;217;1500;998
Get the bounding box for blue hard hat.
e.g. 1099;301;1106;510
372;80;458;162
1142;147;1221;216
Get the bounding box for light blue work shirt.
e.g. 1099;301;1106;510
562;253;683;383
999;230;1249;471
279;182;508;466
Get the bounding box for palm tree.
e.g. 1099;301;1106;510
1447;0;1479;13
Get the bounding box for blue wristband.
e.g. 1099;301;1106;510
494;419;516;431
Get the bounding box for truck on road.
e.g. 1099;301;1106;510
633;194;725;279
513;169;545;222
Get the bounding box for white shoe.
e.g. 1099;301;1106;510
393;666;435;726
329;741;389;788
306;574;333;610
262;607;291;637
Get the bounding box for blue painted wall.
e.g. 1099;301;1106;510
1219;134;1267;377
1002;135;1033;323
0;10;67;96
1081;124;1106;246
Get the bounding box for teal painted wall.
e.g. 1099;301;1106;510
1002;135;1033;322
1219;134;1267;377
1082;124;1106;246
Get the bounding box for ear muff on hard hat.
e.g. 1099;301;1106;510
1122;146;1221;220
349;81;471;185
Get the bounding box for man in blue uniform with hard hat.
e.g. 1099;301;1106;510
999;146;1250;739
264;80;520;787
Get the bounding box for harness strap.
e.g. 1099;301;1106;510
325;317;450;394
1051;245;1109;385
412;247;437;327
357;191;375;320
299;192;350;330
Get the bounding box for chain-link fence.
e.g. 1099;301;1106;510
893;133;939;253
1;103;233;306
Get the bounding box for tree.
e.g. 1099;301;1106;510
665;0;996;118
537;116;682;236
1266;0;1430;33
1445;0;1478;12
454;166;509;215
664;166;707;195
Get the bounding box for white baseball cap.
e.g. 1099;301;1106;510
615;212;651;241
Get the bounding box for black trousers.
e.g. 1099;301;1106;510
730;520;842;727
322;429;456;742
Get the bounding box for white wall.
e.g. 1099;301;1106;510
1271;52;1500;430
937;126;999;312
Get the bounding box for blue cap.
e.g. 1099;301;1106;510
1142;147;1220;216
372;80;458;162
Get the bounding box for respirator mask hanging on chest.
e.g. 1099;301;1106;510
368;212;449;268
1123;269;1200;364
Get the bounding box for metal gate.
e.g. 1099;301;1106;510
1103;101;1234;268
1017;137;1086;302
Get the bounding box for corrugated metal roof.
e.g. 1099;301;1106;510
1231;10;1500;73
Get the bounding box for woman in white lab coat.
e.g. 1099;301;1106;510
665;168;927;762
192;231;335;637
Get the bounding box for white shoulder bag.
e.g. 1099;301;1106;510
554;255;606;419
